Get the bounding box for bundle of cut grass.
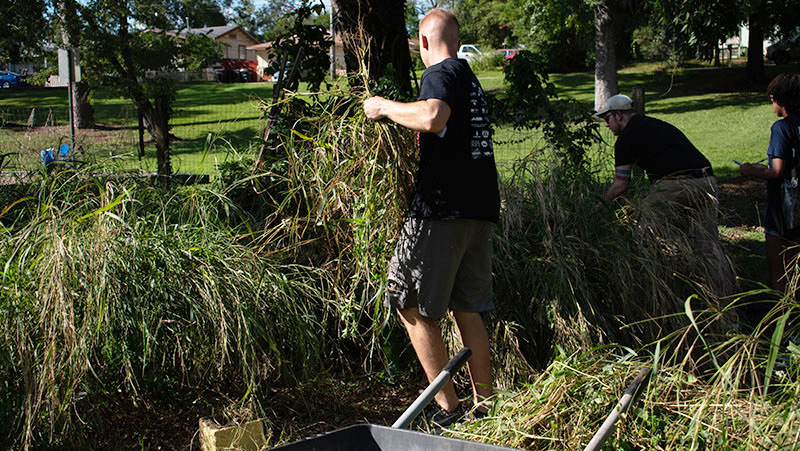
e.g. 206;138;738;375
252;88;417;356
448;296;800;450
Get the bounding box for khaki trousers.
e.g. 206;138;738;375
639;176;736;296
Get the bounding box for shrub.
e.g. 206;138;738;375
632;26;670;61
469;51;506;71
29;66;57;87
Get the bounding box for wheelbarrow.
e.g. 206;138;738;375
270;348;519;451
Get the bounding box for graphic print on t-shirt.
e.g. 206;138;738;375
469;81;493;159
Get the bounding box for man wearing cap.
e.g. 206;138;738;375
598;94;715;201
597;94;735;294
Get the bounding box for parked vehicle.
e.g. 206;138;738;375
214;67;234;83
0;70;27;88
214;67;254;83
767;33;800;65
457;44;482;61
494;49;517;60
236;68;253;82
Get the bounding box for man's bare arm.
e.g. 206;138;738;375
363;96;451;133
604;165;632;201
740;158;784;180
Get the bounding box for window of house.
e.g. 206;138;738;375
238;45;246;60
229;33;237;40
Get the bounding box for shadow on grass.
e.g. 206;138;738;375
171;115;262;129
647;93;766;115
1;82;274;127
549;62;800;106
174;82;274;108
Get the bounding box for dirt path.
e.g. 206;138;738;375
718;176;766;229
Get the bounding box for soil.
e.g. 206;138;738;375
76;375;423;450
717;175;766;229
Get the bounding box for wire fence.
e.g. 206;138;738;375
0;88;589;177
0;96;266;174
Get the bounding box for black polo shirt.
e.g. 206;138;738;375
615;114;713;180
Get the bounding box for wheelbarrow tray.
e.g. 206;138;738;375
270;423;517;451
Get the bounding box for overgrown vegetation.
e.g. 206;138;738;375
1;44;798;451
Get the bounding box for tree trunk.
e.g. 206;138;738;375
136;98;172;181
746;10;767;84
594;1;618;112
335;0;414;98
72;81;95;129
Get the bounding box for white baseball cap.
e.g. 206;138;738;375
595;94;633;117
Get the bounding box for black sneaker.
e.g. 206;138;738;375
470;407;488;421
412;403;465;430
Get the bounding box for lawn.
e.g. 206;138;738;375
0;82;277;174
2;61;799;177
497;61;800;178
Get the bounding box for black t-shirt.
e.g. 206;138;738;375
615;114;713;180
409;58;500;221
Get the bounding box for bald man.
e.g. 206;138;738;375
364;9;499;428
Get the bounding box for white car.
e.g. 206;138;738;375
457;44;482;61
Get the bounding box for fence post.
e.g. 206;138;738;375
138;110;145;161
631;85;645;115
329;0;336;79
67;48;76;152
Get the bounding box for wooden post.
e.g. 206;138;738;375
727;44;734;66
329;0;336;79
67;49;76;151
138;110;145;161
631;85;645;115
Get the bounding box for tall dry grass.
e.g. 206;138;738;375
3;42;796;450
0;165;340;448
491;152;737;373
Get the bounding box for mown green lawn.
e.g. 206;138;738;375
2;61;799;176
493;61;800;178
0;82;277;173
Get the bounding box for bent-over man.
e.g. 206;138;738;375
598;94;735;295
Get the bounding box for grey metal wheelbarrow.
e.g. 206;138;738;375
270;348;519;451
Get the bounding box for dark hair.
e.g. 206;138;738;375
767;73;800;114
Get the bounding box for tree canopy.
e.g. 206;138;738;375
171;0;227;28
225;0;314;41
0;0;49;65
420;0;795;78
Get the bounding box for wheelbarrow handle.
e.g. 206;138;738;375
391;347;472;429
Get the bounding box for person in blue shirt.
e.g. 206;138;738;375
740;73;800;292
